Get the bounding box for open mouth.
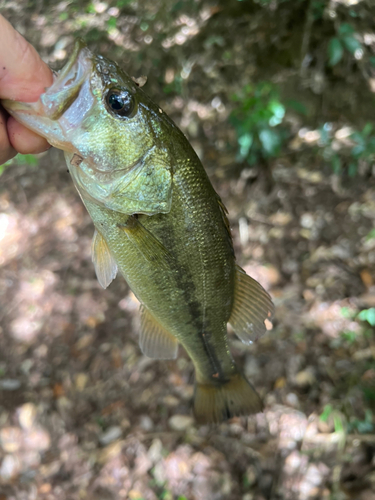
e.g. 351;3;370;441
1;40;94;145
40;39;93;121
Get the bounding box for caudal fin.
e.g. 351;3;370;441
194;373;263;424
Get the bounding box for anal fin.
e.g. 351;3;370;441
229;265;274;344
140;306;178;359
91;229;118;289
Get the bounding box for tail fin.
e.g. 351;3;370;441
194;373;263;424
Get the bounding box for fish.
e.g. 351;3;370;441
2;40;274;423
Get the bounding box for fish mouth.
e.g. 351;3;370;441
2;40;94;149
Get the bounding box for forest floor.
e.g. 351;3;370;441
0;1;375;499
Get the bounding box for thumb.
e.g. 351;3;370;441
0;15;53;101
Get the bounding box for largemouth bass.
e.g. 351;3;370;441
2;40;274;423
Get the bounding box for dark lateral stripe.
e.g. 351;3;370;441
168;177;227;381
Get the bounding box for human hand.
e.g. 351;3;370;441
0;15;53;165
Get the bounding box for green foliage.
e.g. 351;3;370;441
159;489;173;500
107;16;117;30
317;122;375;176
350;124;375;168
0;153;38;176
230;82;288;165
163;75;183;95
319;404;346;448
357;308;375;327
348;409;374;434
328;23;363;66
366;229;375;241
13;153;38;166
320;404;333;422
340;307;356;319
328;38;344;66
311;1;325;20
341;331;358;344
85;2;96;14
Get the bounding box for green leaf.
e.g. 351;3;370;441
320;404;333;422
268;101;285;126
171;0;185;12
333;413;344;433
312;1;325;20
107;17;117;30
362;123;373;137
341;331;357;344
342;35;362;55
358;308;375;326
259;129;280;155
331;154;341;174
86;3;96;14
328;37;344;66
338;23;355;36
366;228;375;241
340;307;356;319
238;133;253;159
341;330;357;344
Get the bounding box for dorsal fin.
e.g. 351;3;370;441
139;306;178;359
229;265;274;344
91;229;118;288
217;197;234;252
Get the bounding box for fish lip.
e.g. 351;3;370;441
57;39;88;84
2;39;93;121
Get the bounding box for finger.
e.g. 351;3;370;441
7;117;51;154
0;15;53;101
0;107;16;165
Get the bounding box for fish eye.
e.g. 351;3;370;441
105;89;135;117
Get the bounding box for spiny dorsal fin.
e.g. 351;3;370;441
139;306;178;359
229;265;274;344
91;229;118;289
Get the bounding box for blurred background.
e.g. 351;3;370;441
0;0;375;499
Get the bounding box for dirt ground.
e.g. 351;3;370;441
0;1;375;499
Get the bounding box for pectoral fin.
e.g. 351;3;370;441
118;216;172;269
229;265;274;344
139;307;178;359
91;229;118;288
